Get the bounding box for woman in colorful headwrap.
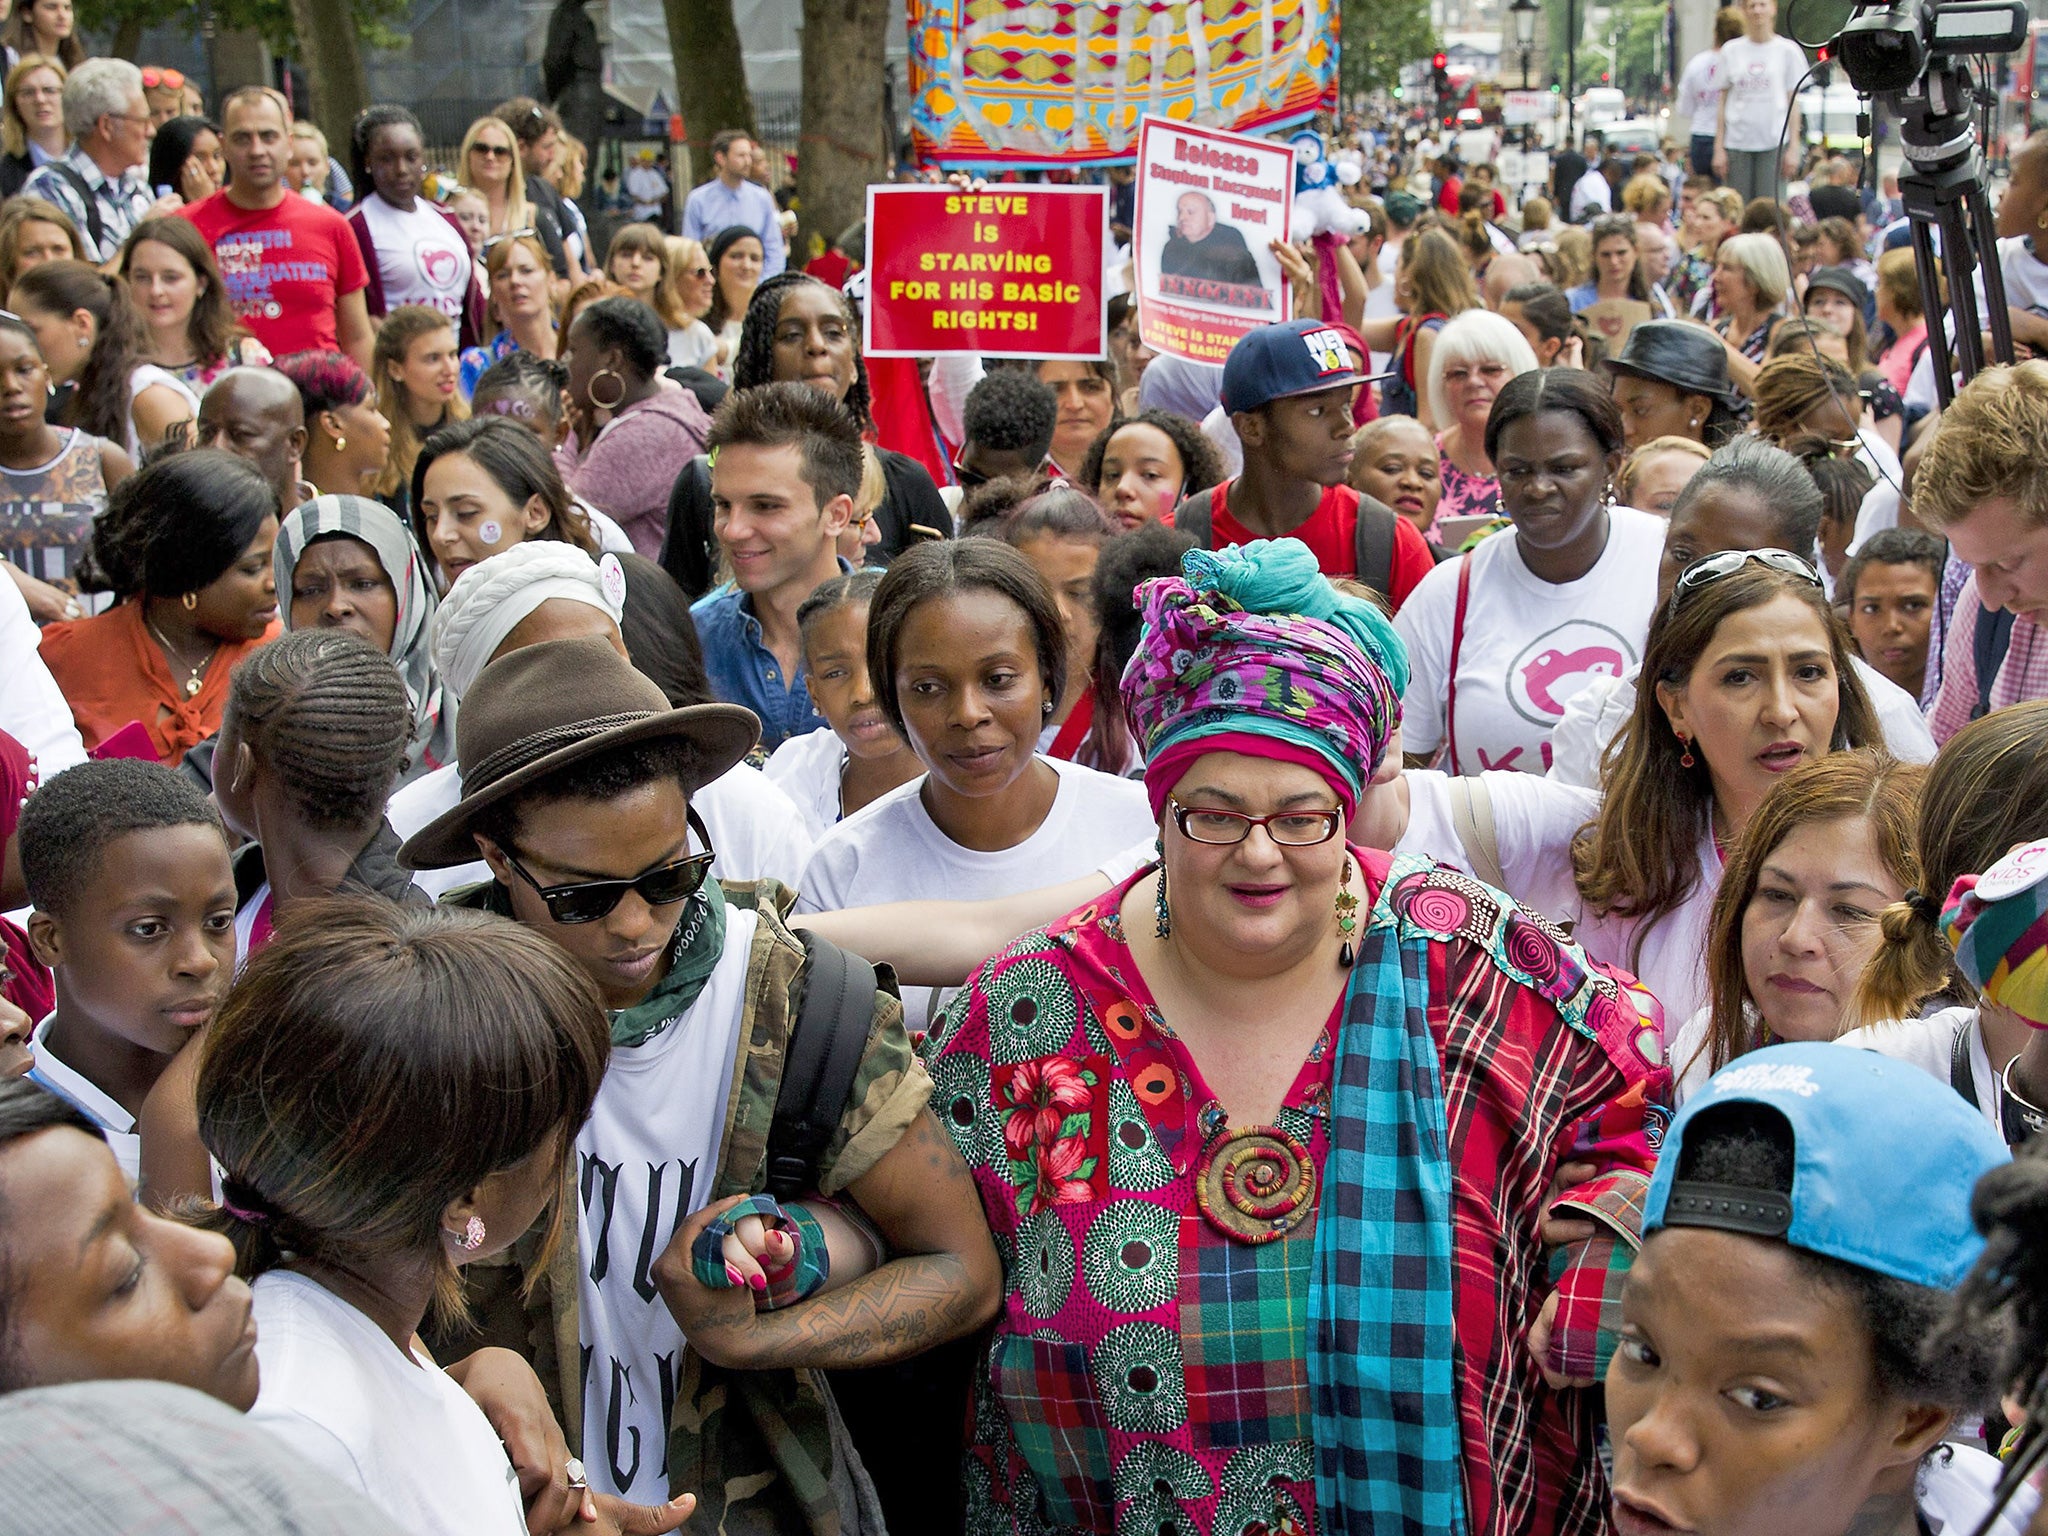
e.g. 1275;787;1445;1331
921;536;1668;1536
272;494;451;786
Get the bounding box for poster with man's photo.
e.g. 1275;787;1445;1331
1133;116;1294;365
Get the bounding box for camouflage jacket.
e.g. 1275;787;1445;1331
441;878;933;1536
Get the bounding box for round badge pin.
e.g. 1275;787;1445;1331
1976;838;2048;904
477;518;502;546
599;552;627;611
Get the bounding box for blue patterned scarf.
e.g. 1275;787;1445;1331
1308;851;1467;1536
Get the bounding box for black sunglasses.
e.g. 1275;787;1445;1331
500;829;716;924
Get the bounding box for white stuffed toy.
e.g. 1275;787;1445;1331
1287;128;1367;243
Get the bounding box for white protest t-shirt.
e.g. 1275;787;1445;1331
1675;48;1727;136
1718;36;1808;151
388;758;814;900
798;756;1154;1031
577;904;756;1503
26;1013;138;1179
1838;1005;1999;1131
1396;769;1601;923
763;724;846;842
1395;506;1665;776
357;193;472;321
248;1270;526;1535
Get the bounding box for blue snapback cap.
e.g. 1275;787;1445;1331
1644;1042;2009;1291
1220;318;1375;415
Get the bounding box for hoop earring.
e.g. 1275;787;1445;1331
588;367;627;410
182;591;197;612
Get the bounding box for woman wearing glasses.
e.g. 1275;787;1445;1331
456;230;556;398
456;116;537;254
0;54;64;200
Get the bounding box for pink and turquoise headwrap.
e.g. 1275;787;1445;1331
1120;538;1408;821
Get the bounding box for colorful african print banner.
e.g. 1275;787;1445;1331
906;0;1340;169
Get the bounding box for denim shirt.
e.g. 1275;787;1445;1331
690;582;833;751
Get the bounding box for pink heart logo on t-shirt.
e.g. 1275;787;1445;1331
419;243;464;290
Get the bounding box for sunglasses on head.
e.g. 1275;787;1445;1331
1670;548;1821;608
481;227;538;252
141;67;185;90
500;820;718;925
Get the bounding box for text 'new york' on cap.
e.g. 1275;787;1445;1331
1643;1041;2009;1291
1221;317;1379;414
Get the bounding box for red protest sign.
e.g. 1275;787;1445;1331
1133;117;1294;366
863;184;1108;359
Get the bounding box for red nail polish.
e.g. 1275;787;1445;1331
749;1271;766;1291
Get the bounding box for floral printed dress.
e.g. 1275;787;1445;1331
1433;432;1499;538
925;883;1333;1536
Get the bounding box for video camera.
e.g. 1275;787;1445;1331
1824;0;2029;403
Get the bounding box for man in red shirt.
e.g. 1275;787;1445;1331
1172;318;1436;609
178;87;372;371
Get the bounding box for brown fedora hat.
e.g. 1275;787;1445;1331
398;635;759;870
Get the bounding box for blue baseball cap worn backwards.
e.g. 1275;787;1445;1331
1644;1042;2009;1291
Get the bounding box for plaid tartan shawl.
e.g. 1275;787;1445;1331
1309;853;1468;1536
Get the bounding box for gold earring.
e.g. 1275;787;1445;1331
332;432;346;452
182;591;197;611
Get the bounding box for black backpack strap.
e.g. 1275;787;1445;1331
44;162;103;255
1352;492;1399;601
765;931;879;1201
1951;1018;1980;1110
1973;601;2016;721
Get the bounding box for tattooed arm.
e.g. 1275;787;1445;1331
653;1107;1001;1370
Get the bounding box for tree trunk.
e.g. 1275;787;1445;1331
111;17;143;60
795;0;889;262
664;0;755;189
286;0;367;155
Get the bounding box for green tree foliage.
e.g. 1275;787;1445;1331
75;0;408;64
1340;0;1438;100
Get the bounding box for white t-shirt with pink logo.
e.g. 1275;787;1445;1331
356;192;471;321
1395;504;1665;776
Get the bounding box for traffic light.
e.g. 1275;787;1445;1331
1432;52;1447;69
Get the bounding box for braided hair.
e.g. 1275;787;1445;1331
348;104;422;198
730;271;873;431
469;349;570;436
223;629;412;832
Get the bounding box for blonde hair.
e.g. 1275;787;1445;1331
459;115;530;233
1399;227;1481;319
1876;245;1931;323
1715;231;1790;308
1520;196;1553;232
1615;435;1711;505
371;305;467;499
1622;173;1670;219
289;119;327;157
552;132;586;200
669;237;711;319
481;231;555;330
854;443;886;523
1551;225;1592;289
1913;361;2048;531
1;54;62;161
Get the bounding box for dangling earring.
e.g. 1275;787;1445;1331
1676;732;1696;768
588;367;627;410
459;1215;486;1251
1335;856;1358;969
1153;836;1171;939
182;591;197;612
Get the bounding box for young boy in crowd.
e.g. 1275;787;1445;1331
1841;526;1944;700
948;367;1058;504
18;760;237;1178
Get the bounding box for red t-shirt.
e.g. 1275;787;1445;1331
180;190;368;357
1209;482;1435;610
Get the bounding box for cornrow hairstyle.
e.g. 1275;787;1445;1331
469;349;569;435
730;271;873;430
195;899;609;1331
18;757;225;919
11;259;152;445
703;379;864;511
347;103;421;197
961;367;1057;461
1482;365;1626;465
1087;521;1198;777
796;565;885;646
409;416;596;562
371;305;466;499
866;539;1067;741
570;294;666;382
615;553;714;707
1838;526;1945;610
271;348;373;422
223;630;412;832
1076;409;1225;501
118;218;242;376
80;448;276;601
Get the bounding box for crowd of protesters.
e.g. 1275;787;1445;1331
3;14;2048;1536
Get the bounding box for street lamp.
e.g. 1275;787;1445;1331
1509;0;1540;89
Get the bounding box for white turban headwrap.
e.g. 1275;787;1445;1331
430;543;627;702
